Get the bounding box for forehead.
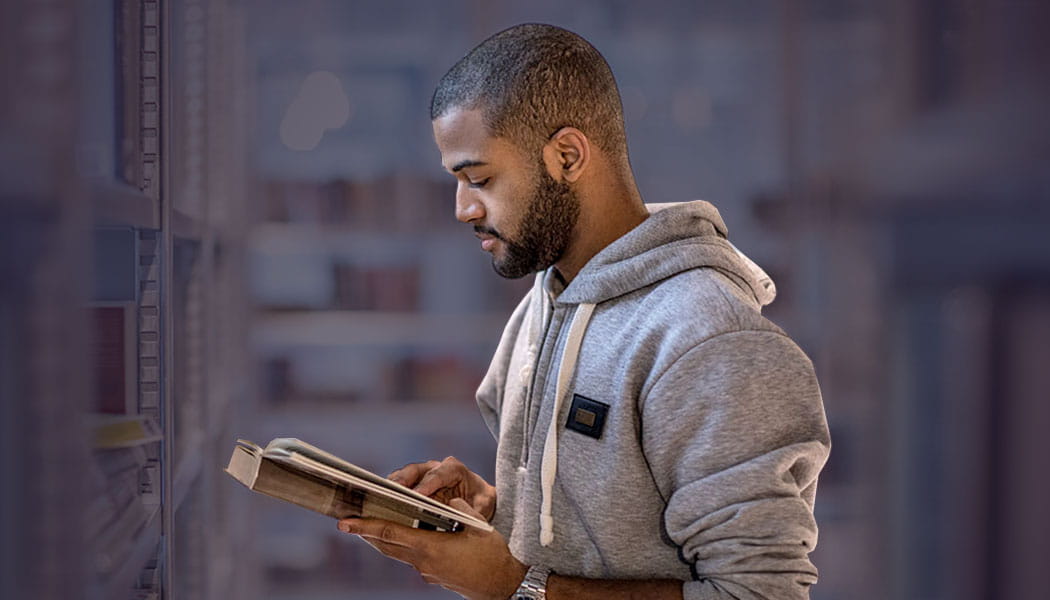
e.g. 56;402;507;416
432;107;524;171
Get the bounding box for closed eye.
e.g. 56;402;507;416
467;178;490;189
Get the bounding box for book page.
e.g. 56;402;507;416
263;440;491;531
254;459;460;531
265;438;488;525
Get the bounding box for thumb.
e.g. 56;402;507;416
448;497;485;521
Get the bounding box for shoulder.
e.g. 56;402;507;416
578;267;798;396
599;266;784;344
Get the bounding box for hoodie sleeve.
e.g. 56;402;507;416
640;329;830;600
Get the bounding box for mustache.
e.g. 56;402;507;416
473;224;504;241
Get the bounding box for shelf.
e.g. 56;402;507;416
96;502;162;600
90;179;159;229
260;404;491;440
87;185;211;240
249;222;464;256
253;311;508;348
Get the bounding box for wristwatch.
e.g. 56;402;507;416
512;565;552;600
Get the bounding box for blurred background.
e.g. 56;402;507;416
2;0;1048;599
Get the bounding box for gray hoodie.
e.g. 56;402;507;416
476;200;830;600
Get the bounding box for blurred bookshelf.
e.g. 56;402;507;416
255;311;509;347
247;173;530;597
75;1;256;599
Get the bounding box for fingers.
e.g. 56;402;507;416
420;573;440;585
448;497;485;521
387;457;479;503
338;517;437;569
413;456;466;497
388;460;441;487
339;518;418;548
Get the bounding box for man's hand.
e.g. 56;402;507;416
388;456;497;522
338;498;527;600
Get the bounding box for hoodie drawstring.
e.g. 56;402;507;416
539;301;595;546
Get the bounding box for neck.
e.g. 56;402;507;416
554;176;648;283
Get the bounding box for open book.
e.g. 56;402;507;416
225;438;492;533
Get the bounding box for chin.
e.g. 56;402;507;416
491;259;532;280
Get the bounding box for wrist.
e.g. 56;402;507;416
498;556;529;600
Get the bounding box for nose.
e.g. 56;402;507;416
454;183;484;223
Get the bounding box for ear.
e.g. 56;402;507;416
541;127;590;184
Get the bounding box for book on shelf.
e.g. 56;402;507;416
87;425;159;543
225;438;492;533
91;414;162;449
89;303;138;414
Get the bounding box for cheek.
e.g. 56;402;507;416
482;186;519;229
484;169;540;235
486;201;513;237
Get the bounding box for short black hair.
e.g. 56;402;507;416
431;23;628;164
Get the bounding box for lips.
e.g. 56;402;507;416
474;229;499;252
481;238;496;251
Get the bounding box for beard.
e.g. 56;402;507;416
481;166;581;279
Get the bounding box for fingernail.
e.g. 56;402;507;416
338;521;351;533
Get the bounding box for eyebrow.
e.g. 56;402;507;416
450;159;487;173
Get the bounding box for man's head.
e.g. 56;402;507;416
430;24;630;279
431;23;629;168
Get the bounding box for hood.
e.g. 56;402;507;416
556;200;776;308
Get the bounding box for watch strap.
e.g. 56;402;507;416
513;565;552;600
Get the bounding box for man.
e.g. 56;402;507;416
338;23;830;600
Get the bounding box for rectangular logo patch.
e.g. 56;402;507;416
565;394;609;440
